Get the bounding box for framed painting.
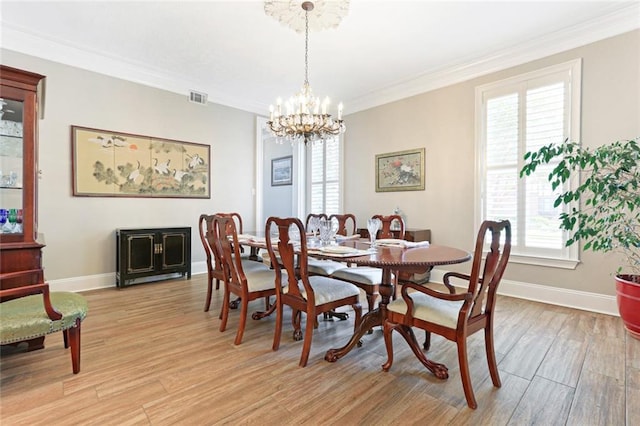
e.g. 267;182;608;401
376;148;425;192
71;125;210;198
271;155;292;186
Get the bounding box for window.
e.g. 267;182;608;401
307;137;342;216
475;59;581;268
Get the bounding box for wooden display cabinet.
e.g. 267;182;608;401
116;227;191;287
0;66;46;291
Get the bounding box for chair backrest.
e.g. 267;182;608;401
198;214;216;273
372;214;405;239
212;214;246;290
266;217;313;303
305;213;328;231
329;213;356;236
464;220;511;321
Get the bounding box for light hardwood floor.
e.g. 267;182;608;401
1;275;639;425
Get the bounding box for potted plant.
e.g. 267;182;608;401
520;137;640;339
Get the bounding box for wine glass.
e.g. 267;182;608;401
15;209;23;233
367;218;382;246
7;209;17;233
0;209;7;233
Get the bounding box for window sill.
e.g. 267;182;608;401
507;253;579;270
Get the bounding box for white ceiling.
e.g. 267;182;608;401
1;1;639;116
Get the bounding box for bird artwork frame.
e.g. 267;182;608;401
71;125;210;198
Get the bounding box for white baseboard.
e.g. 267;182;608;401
430;268;619;317
46;261;208;292
45;263;618;317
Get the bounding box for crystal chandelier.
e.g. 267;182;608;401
267;1;345;145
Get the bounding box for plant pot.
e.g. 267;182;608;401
615;274;640;339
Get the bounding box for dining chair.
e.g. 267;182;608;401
329;213;357;236
265;216;362;367
330;214;405;312
305;212;327;230
199;214;224;312
212;214;278;345
305;213;349;278
199;212;252;312
382;220;511;409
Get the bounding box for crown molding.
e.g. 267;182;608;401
346;3;640;114
2;3;638;116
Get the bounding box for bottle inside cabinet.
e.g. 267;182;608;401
0;98;24;235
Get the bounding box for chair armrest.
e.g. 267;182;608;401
0;282;63;321
401;281;470;302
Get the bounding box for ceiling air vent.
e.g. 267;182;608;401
189;90;208;105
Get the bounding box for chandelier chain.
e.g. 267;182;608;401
304;9;309;86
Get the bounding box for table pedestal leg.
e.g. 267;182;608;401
324;308;382;362
325;268;393;362
392;324;448;379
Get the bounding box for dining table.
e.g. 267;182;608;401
236;233;471;378
314;239;471;379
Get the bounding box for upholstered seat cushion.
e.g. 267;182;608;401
243;265;288;293
0;292;88;345
330;266;382;286
288;276;360;306
387;292;464;329
307;259;349;276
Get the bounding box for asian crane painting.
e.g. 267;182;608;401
72;126;210;198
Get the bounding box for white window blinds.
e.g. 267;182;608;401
309;137;341;215
477;60;581;267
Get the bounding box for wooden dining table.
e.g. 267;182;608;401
237;234;471;377
316;239;471;378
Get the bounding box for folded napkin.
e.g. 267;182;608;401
335;234;361;242
376;239;430;248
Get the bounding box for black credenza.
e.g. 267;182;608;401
116;227;191;287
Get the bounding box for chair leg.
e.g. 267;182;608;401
234;296;249;345
204;273;213;312
381;319;397;372
63;329;69;348
423;330;431;350
68;319;81;374
215;278;220;290
456;338;477;409
219;287;230;332
485;322;501;388
292;310;303;341
299;311;315;367
273;299;283;351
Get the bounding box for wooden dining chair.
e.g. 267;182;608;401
329;213;357;236
212;214;278;345
305;212;327;230
266;216;362;367
199;214;224;312
330;214;405;312
199;212;251;312
304;213;349;278
382;220;511;409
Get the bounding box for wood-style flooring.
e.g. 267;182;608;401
1;275;639;425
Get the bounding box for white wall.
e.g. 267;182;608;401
1;49;257;288
2;30;638;314
343;30;640;300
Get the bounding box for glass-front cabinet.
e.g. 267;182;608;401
0;97;25;236
0;65;46;291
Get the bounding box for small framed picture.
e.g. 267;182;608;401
271;155;293;186
376;148;425;192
